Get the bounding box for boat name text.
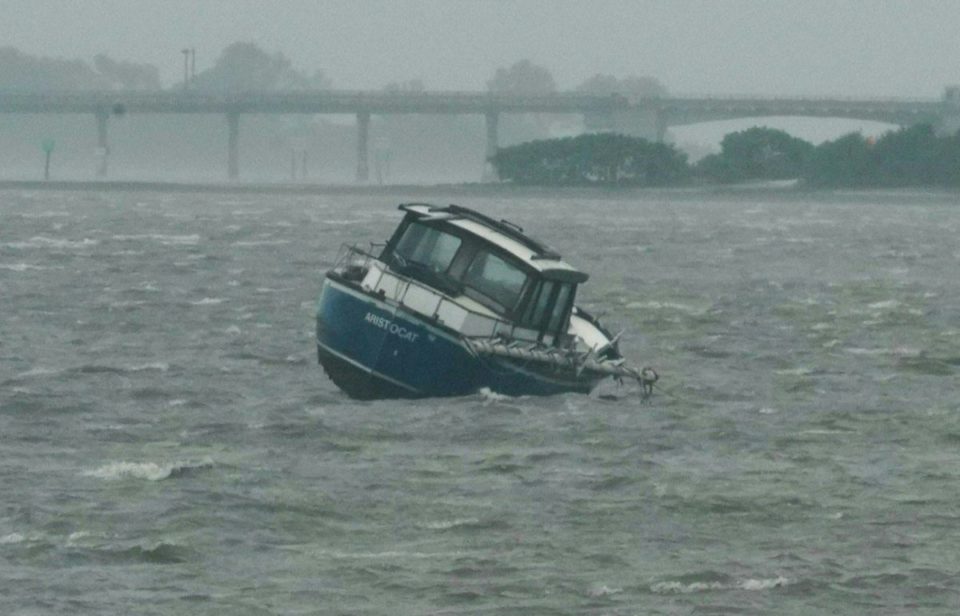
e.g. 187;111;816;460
364;312;419;342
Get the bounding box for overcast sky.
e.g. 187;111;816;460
2;0;958;98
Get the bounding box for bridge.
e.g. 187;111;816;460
1;89;956;180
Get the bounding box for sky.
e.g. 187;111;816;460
1;0;959;98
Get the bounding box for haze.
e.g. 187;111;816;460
2;0;958;97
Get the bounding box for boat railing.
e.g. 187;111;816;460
332;242;382;271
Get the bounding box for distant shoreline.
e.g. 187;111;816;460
0;179;956;203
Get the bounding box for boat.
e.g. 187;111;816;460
315;203;656;399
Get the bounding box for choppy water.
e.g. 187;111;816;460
1;188;959;614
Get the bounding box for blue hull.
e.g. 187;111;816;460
315;276;599;399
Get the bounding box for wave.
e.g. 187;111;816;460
586;584;623;598
73;362;169;375
231;240;291;247
418;518;482;531
108;541;189;564
477;387;515;402
0;263;55;271
4;236;99;249
15;367;62;379
650;572;790;594
624;300;709;315
320;219;366;226
83;458;213;481
0;532;26;544
112;234;201;245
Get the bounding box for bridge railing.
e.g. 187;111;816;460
0;89;945;115
0;89;628;105
669;92;940;104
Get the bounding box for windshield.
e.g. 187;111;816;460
394;222;462;272
462;250;528;312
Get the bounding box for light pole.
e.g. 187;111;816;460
181;48;190;89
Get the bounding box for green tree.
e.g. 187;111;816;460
192;42;327;91
486;59;556;95
869;124;940;186
696;126;814;183
491;132;689;186
0;46;102;90
933;131;960;186
93;54;161;90
803;132;872;187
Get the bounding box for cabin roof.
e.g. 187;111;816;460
399;203;588;282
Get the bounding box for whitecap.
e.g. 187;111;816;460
127;362;169;372
113;234;201;245
5;237;99;249
651;576;789;594
478;387;513;402
190;298;224;306
420;518;481;530
739;576;790;591
109;300;147;309
19;211;70;218
586;584;623;597
624;300;707;315
844;347;887;356
0;263;48;271
890;346;922;357
320;219;365;226
231;240;291;247
774;367;812;376
651;580;726;594
83;458;213;481
16;367;61;378
66;531;91;547
316;549;471;560
0;532;25;545
868;299;900;310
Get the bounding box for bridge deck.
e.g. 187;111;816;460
0;90;945;119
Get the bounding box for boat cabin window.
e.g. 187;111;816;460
547;282;573;333
393;222;462;273
461;250;528;313
521;280;555;328
519;279;576;340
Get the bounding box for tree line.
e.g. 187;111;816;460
491;125;960;189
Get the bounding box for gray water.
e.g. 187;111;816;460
1;188;959;615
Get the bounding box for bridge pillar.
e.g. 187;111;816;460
356;112;370;183
227;112;240;180
95;110;109;177
482;111;499;182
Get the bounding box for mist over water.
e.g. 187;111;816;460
1;188;958;614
